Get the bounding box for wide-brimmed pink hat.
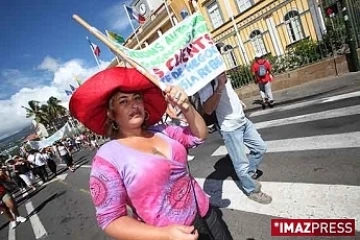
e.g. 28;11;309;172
69;67;167;135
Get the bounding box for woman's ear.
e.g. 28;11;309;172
107;110;114;120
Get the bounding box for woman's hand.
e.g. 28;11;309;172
164;85;189;112
164;224;199;240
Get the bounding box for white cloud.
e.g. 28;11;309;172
1;68;46;89
37;56;60;72
103;2;133;32
0;58;110;139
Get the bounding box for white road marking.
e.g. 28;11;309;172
321;91;360;103
195;178;360;230
23;193;47;239
249;91;360;117
8;224;15;240
42;173;69;186
212;131;360;156
254;105;360;129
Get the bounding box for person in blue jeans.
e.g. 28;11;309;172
198;72;272;204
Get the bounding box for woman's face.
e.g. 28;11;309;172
109;91;145;129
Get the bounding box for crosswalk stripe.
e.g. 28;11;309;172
8;224;15;240
211;131;360;156
321;91;360;103
195;178;360;231
254;105;360;129
23;193;47;239
249;91;360;118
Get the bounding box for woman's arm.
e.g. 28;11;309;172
181;105;207;141
105;216;197;240
166;104;180;120
164;85;208;141
201;74;226;115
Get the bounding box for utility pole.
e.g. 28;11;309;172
341;0;359;71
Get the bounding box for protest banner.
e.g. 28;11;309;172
108;13;226;96
27;123;72;150
73;13;226;96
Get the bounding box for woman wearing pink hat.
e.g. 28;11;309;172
70;67;233;240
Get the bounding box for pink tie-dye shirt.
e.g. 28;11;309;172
89;124;210;230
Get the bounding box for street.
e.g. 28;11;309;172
0;90;359;240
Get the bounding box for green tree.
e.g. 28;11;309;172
22;100;50;126
22;97;68;131
47;97;67;117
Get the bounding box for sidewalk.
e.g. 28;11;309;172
242;72;360;112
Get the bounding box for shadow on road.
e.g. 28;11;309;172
27;190;67;218
203;155;245;208
16;185;47;206
0;190;66;231
0;221;9;231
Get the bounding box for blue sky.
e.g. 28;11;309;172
0;0;136;138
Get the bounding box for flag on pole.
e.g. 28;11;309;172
106;30;125;45
87;37;101;57
86;36;101;68
125;5;146;24
65;90;73;96
73;75;82;86
69;84;77;92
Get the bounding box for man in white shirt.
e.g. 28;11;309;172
27;150;48;183
198;72;272;204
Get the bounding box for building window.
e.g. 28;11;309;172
223;51;238;69
284;10;304;43
207;1;223;29
250;30;267;56
236;0;253;12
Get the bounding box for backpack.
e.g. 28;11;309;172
257;61;267;77
189;80;218;127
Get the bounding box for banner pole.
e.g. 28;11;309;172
72;14;189;110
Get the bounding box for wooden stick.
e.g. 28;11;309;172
72;14;189;110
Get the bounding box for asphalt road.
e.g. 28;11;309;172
0;90;359;240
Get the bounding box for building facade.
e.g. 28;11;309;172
110;0;331;71
196;0;327;69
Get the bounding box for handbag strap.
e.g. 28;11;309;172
187;161;216;240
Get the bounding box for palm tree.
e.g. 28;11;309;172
22;100;50;126
47;97;67;117
22;100;40;118
22;97;68;131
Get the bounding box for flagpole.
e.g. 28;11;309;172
163;0;175;27
73;74;82;86
86;36;101;68
123;4;142;49
223;1;249;64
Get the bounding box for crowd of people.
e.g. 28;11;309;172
0;132;103;229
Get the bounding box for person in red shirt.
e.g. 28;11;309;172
251;54;274;109
0;169;27;229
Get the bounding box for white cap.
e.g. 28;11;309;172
255;53;263;58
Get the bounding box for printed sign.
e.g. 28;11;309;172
110;13;226;96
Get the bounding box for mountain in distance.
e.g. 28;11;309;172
0;124;33;151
